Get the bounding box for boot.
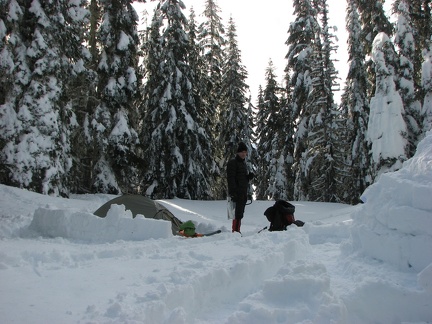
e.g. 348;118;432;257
232;219;237;232
232;219;241;233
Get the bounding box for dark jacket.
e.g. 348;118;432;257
227;155;249;201
264;200;304;231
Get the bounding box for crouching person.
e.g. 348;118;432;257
264;200;304;231
178;220;204;237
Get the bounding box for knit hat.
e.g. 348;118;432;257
237;142;248;152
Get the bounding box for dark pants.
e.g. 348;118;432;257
232;196;246;233
235;197;246;219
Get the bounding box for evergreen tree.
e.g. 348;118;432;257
285;0;319;201
186;7;205;126
0;0;11;108
421;42;432;134
278;73;295;200
188;6;222;198
141;0;214;199
302;0;340;202
339;0;371;204
64;1;98;195
354;0;393;98
394;0;422;157
254;86;267;200
409;0;432;106
89;0;141;194
197;0;226;156
218;17;253;198
245;97;258;175
0;0;22;184
367;32;408;178
0;0;88;196
256;60;286;200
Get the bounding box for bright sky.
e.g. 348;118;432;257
134;0;349;103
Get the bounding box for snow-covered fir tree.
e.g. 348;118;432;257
0;0;88;196
354;0;393;99
394;0;422;157
254;86;267;200
197;0;226;154
187;6;222;198
0;0;11;109
67;1;98;194
421;41;432;135
140;0;215;199
285;0;319;201
218;17;254;198
186;7;205;123
0;0;22;184
301;0;340;202
339;0;371;204
89;0;141;194
255;60;289;200
409;0;432;108
255;61;276;200
245;97;258;174
367;32;408;179
278;73;296;200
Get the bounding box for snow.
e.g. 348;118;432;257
422;45;432;134
1;133;432;323
367;32;408;174
117;31;130;51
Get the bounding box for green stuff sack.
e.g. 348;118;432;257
179;220;196;237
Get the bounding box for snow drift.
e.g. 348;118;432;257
351;131;432;272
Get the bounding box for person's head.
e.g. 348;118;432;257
237;142;248;159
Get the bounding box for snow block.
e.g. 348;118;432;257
418;263;432;292
29;204;172;242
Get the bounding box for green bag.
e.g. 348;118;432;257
179;220;196;237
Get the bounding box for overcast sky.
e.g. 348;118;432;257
134;0;349;103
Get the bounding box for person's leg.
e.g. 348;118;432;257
232;219;238;232
232;218;242;232
233;198;246;233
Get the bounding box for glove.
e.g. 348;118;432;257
230;194;237;202
247;194;252;201
248;173;254;180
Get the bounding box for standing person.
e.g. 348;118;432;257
227;142;253;233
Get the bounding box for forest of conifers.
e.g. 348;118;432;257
1;0;431;204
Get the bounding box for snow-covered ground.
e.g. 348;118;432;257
1;133;431;324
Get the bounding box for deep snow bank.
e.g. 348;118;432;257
29;204;172;242
351;132;432;272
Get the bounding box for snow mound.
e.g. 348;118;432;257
28;204;173;242
228;260;346;323
351;132;432;272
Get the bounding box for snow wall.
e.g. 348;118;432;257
29;204;173;242
351;132;432;272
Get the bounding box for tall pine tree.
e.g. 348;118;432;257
393;0;422;157
218;17;253;198
285;0;319;201
0;0;88;196
339;0;371;204
302;0;340;202
355;0;393;99
421;41;432;134
140;0;214;199
89;0;141;194
197;0;226;160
